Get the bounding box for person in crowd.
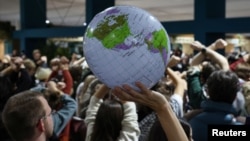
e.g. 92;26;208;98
41;81;75;141
0;55;11;71
84;84;140;141
11;49;20;57
79;78;103;118
229;49;250;72
48;56;73;95
170;47;189;73
186;39;225;109
23;58;37;88
69;65;83;99
189;70;243;141
0;56;34;94
234;60;250;82
75;74;96;117
2;81;77;141
187;39;245;112
112;81;189;141
32;49;48;68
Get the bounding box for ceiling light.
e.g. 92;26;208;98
45;20;50;24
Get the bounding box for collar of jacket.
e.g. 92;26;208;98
201;99;238;115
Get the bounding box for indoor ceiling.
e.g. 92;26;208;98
0;0;250;30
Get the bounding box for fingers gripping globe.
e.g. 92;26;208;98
83;5;171;90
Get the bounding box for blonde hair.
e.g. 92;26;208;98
23;59;36;71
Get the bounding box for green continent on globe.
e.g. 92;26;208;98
86;14;131;49
151;29;168;51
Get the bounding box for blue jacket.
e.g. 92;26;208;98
30;86;77;136
52;94;77;136
189;100;243;141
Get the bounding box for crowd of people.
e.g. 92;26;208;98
0;38;250;141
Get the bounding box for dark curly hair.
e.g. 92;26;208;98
206;70;239;104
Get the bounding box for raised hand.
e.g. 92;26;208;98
214;38;228;49
94;84;110;99
112;81;168;113
190;41;205;51
167;55;181;68
112;81;189;141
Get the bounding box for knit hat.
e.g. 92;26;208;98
35;67;52;81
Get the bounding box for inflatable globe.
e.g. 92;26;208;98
83;5;171;90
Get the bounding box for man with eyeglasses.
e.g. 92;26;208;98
1;81;77;141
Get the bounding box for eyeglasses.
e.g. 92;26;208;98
37;110;56;127
41;110;56;120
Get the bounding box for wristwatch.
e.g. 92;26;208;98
201;48;207;54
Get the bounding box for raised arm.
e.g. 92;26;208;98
118;101;140;141
189;41;206;66
30;81;77;136
190;39;229;71
72;57;86;66
166;67;186;97
52;94;77;136
84;84;109;123
167;55;181;68
84;84;110;141
112;82;189;141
